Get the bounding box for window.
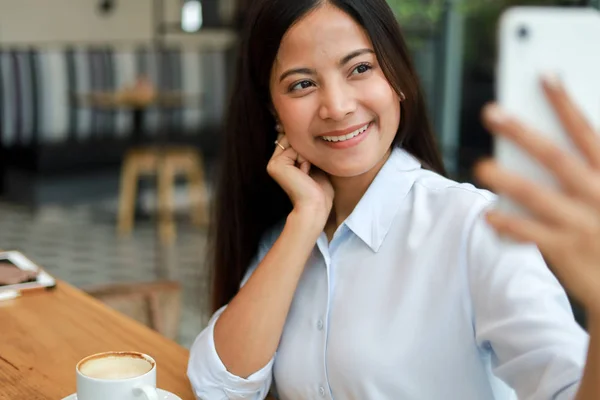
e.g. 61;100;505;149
181;0;203;32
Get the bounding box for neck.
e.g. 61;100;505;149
328;149;392;230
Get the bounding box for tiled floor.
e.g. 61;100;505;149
0;199;212;349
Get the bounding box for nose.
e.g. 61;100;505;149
318;80;357;121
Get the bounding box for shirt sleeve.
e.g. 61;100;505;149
187;303;274;400
466;205;589;400
187;225;283;400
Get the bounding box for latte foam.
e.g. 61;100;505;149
79;354;153;380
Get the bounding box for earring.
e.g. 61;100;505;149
400;91;406;101
275;123;283;133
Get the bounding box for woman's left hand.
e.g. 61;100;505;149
475;75;600;315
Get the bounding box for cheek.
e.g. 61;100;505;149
363;79;400;123
273;99;315;144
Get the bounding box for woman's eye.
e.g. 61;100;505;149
351;64;372;75
290;80;315;92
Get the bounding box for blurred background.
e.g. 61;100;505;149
0;0;595;348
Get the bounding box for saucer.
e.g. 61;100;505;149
62;388;182;400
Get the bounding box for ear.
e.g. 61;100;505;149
268;104;278;121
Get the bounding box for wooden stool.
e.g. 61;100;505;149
83;280;182;341
117;146;209;244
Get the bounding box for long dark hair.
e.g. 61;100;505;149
210;0;446;312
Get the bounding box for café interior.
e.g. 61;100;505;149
0;0;595;398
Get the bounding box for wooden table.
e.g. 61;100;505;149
0;280;195;399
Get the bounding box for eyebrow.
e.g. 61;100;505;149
278;48;375;83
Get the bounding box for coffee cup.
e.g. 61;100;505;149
76;351;158;400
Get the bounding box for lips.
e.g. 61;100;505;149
319;121;373;141
319;121;373;150
321;122;371;143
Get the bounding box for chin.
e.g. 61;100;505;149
318;156;380;178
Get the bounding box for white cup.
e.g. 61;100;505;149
76;351;159;400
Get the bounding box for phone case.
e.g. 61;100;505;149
0;250;57;294
495;7;600;216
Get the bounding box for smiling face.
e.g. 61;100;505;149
269;4;401;178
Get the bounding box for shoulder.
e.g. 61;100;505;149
240;219;286;287
372;166;499;257
413;169;494;201
256;219;286;258
409;169;496;219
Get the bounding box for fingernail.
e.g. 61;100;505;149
485;105;507;125
542;72;562;89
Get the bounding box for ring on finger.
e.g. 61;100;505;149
274;140;286;151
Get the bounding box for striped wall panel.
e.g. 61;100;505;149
0;45;230;147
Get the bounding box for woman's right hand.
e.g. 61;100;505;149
267;134;334;225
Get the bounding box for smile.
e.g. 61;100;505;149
321;123;371;142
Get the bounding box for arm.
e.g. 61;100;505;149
475;76;600;399
214;128;334;378
466;209;588;399
575;313;600;399
187;212;321;400
214;210;322;378
188;133;334;399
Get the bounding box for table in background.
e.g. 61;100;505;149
0;280;195;399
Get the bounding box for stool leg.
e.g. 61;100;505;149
158;158;176;244
117;157;138;236
187;153;209;226
147;292;163;335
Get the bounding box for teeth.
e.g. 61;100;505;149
322;123;370;142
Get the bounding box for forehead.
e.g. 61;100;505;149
275;5;373;68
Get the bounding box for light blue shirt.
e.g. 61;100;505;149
188;147;588;399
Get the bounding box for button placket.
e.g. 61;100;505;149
315;233;333;400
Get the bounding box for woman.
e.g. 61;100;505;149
187;0;598;398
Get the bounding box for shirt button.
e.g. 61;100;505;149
319;386;326;396
316;319;324;331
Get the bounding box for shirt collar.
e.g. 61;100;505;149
344;147;421;252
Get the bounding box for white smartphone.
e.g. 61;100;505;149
495;7;600;216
